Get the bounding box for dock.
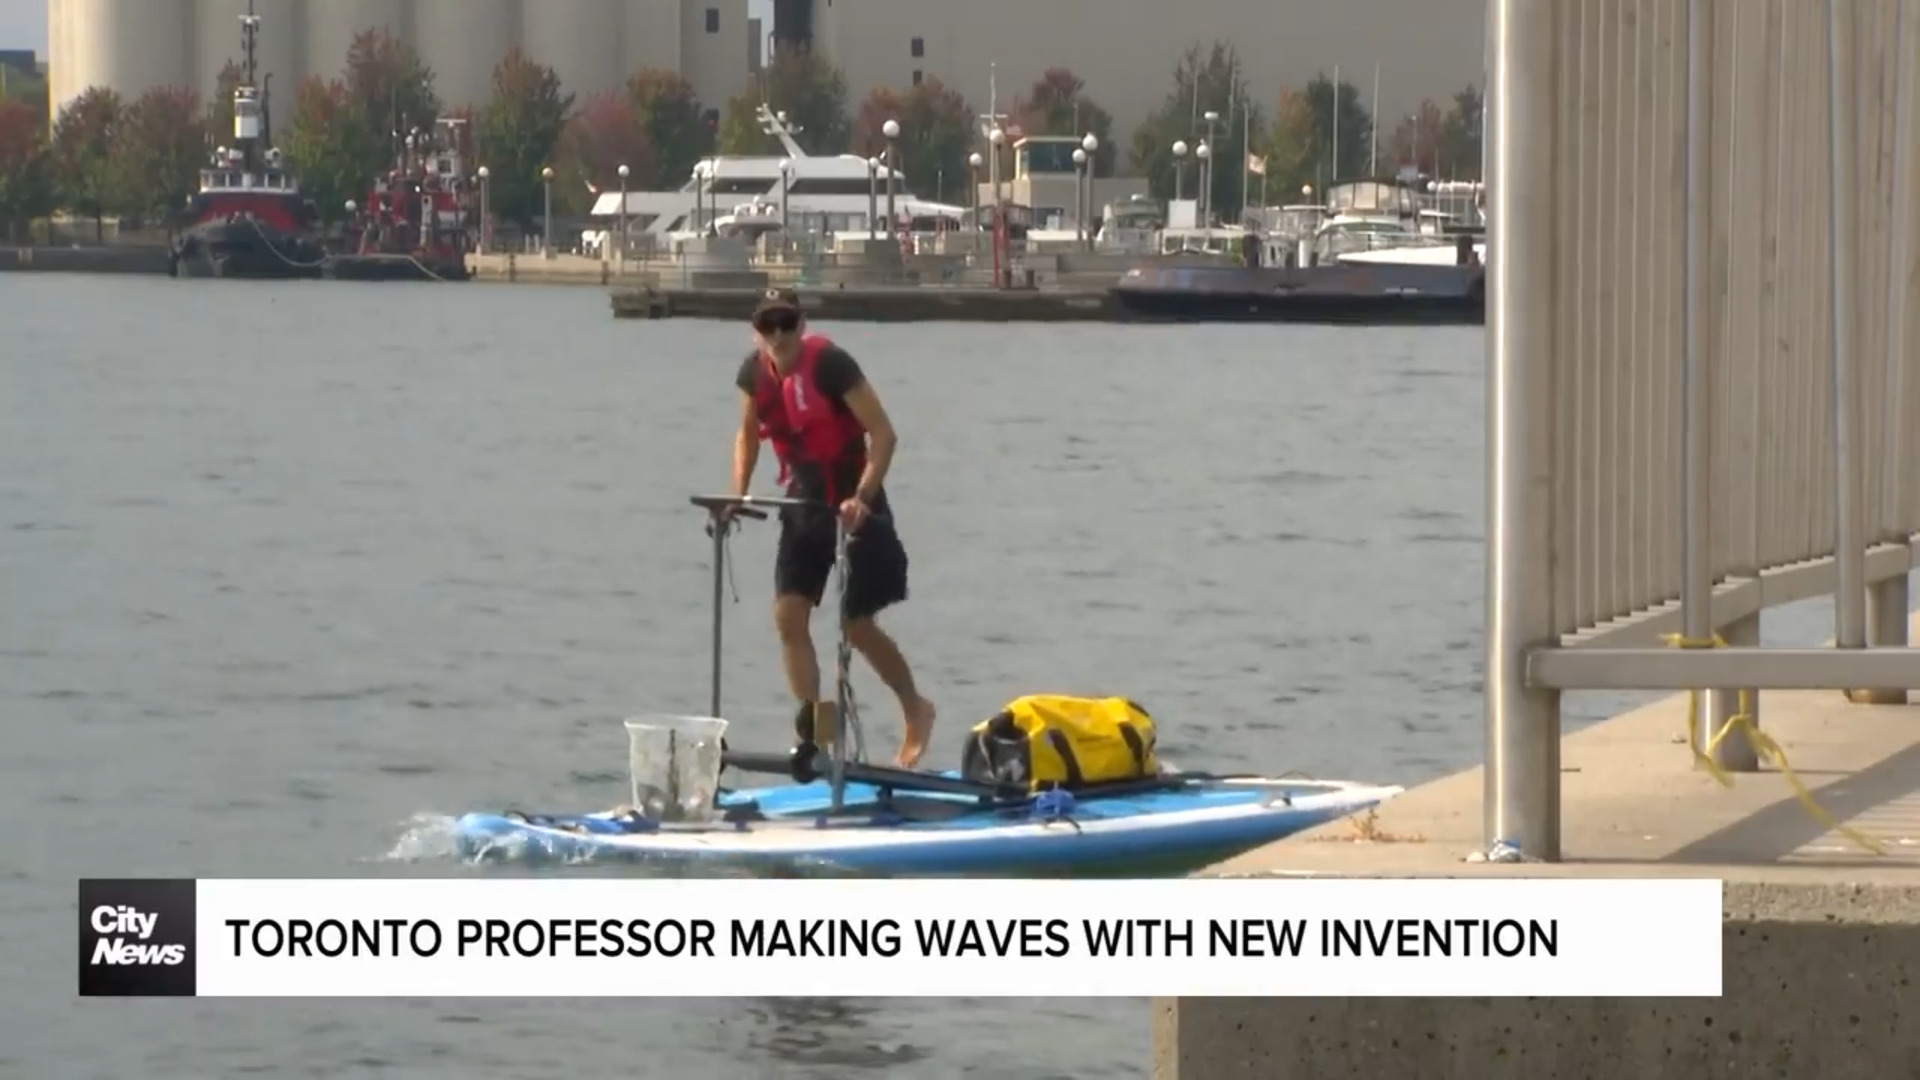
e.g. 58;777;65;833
0;244;171;275
1157;617;1920;1078
610;284;1118;322
1155;0;1920;1074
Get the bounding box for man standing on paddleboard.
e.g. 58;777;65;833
722;288;938;768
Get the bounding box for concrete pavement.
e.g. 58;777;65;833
1152;609;1920;1079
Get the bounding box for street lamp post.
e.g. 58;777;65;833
708;158;720;232
476;165;489;254
1201;108;1220;221
882;118;899;235
1171;140;1187;203
778;158;792;235
1081;132;1099;252
967;151;982;224
540;165;554;258
1195;142;1212;226
866;156;879;239
988;126;1006;287
1071;147;1087;247
616;163;629;271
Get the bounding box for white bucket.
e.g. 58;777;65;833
624;715;729;823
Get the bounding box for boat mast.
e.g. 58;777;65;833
233;0;264;170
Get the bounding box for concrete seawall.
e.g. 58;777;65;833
0;245;171;274
1152;610;1920;1078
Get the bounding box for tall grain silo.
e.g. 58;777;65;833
303;0;412;82
193;0;298;128
523;0;625;103
416;0;519;110
621;0;679;75
47;0;75;115
53;0;195;116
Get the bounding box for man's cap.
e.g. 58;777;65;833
752;288;802;319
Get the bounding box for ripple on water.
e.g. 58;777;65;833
4;289;1495;1080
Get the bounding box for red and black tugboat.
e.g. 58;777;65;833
326;118;476;282
169;0;325;280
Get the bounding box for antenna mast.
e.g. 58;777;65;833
976;62;1009;141
240;0;259;89
756;103;808;158
230;0;266;167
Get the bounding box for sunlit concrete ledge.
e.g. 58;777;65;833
1148;611;1920;1079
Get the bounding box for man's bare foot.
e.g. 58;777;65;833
895;697;937;768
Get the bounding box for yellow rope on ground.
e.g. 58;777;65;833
1661;632;1886;856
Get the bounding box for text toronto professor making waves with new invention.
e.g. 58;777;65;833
719;288;938;766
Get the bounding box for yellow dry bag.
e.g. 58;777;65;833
961;695;1159;792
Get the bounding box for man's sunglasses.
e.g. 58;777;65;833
754;310;801;334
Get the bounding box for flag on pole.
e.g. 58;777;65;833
1247;154;1266;176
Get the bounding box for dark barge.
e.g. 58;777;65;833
1109;260;1484;325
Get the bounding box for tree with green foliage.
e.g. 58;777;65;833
1260;87;1317;203
717;47;850;156
1388;98;1446;177
282;76;367;224
1300;72;1375;184
344;28;442;145
112;85;205;229
0;98;55;242
1128;42;1265;219
476;48;575;231
204;61;243;148
1437;85;1483;180
1010;68;1116;177
49;86;123;240
554;90;653;217
626;69;711;189
0;63;49;117
850;78;975;211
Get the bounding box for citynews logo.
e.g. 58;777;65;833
78;879;197;996
89;905;186;966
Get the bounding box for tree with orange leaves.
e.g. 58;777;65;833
113;85;205;227
1010;68;1115;176
554;90;654;217
850;78;973;206
0;98;55;241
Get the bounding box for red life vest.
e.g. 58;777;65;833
753;334;868;501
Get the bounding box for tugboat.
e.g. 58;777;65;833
326;118;476;282
168;0;324;280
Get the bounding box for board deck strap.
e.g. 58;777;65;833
719;744;1272;809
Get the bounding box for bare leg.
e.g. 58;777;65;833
774;594;835;749
845;616;937;767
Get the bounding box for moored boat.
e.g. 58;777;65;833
168;0;325;281
1110;260;1484;325
328;117;476;283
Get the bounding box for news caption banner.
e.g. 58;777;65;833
79;877;1724;997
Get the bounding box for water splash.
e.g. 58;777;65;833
380;812;463;862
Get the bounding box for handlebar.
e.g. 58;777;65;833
690;493;889;527
689;493;823;519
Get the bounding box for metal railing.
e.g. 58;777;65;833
1485;0;1920;860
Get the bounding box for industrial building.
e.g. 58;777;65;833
784;0;1486;155
47;0;1485;178
46;0;751;123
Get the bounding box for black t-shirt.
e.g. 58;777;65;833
737;344;885;507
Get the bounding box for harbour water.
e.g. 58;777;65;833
2;276;1837;1078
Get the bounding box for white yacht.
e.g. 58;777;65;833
1093;194;1165;255
588;104;970;242
1321;179;1485;266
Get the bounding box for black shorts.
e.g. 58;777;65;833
774;503;909;621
